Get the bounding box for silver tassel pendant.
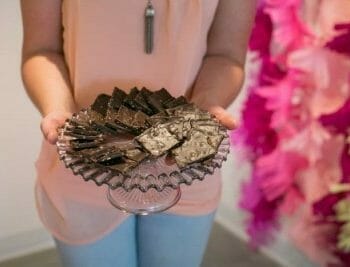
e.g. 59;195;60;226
144;1;155;54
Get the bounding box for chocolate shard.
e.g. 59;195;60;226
156;88;174;103
95;150;124;165
135;124;180;157
108;159;138;174
144;88;173;113
70;139;102;150
132;111;149;129
104;121;133;134
145;95;164;113
91;94;111;117
115;105;137;127
109;87;127;111
90;121;118;135
190;120;221;136
124;148;148;162
164;96;188;108
171;129;217;168
165;119;191;140
145;111;169;126
140;87;153;96
123;87;140;110
134;89;154;115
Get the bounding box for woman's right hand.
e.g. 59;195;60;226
40;111;72;145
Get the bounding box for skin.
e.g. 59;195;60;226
20;0;257;145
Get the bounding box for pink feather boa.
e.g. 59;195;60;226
233;0;350;265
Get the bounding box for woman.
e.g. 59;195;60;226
20;1;256;266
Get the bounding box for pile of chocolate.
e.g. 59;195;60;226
60;87;227;176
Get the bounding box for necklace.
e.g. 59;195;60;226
144;0;155;54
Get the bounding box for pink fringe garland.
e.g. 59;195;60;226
233;0;350;266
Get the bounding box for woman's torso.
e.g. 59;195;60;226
35;0;222;245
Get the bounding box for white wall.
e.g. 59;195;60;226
0;1;54;261
0;1;316;266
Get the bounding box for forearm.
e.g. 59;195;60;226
187;55;245;110
21;51;76;117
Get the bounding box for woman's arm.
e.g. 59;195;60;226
20;0;76;143
187;0;257;129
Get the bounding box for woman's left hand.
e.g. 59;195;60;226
208;106;236;130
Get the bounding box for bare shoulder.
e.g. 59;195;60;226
206;0;257;66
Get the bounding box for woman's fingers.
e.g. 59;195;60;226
208;106;236;130
40;111;71;145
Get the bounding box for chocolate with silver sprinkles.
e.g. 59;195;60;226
57;86;227;178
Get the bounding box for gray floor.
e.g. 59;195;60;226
0;223;280;267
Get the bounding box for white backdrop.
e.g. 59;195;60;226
0;1;315;266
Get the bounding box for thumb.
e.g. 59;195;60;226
208;106;236;130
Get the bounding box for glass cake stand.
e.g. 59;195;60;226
107;187;181;215
56;98;230;215
57;133;230;215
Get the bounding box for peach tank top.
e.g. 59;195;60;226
34;0;222;245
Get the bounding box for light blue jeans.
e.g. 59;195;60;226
54;210;217;267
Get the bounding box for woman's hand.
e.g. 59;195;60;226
208;106;236;130
40;111;72;145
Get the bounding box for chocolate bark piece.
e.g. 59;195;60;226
134;89;154;115
95;150;124;165
70;139;102;150
165;119;192;140
164;96;188;108
105;121;135;135
165;103;196;116
144;88;172;113
132;111;149;129
156;88;174;102
124;148;148;162
64;132;100;140
176;110;212;121
145;95;164;113
108;159;138;174
171;129;217;168
90;121;118;135
115;105;137;127
123;87;140;110
91;94;111;117
135;124;180;157
146;111;169;126
207;134;225;150
109;87;127;111
65;124;100;136
190;120;221;136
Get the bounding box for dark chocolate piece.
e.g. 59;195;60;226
132;111;149;129
124;148;148;162
146;95;164;113
154;88;174;104
108;159;138;174
115;105;137;127
70;139;102;150
109;87;127;111
145;88;174;113
166;119;191;140
123;87;140;110
171;129;217;168
105;121;134;134
91;94;111;117
96;150;124;165
136;124;180;157
164;96;188;108
134;90;154;115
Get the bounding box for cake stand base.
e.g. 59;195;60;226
107;186;181;215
